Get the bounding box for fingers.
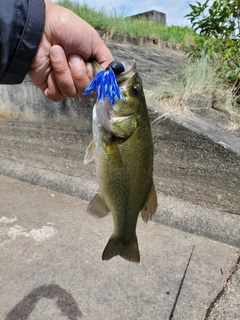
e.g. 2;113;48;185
49;45;93;99
43;70;63;102
68;54;91;97
47;43;113;101
49;45;77;98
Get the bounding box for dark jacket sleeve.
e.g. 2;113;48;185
0;0;45;84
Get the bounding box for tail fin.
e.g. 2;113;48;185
102;234;140;263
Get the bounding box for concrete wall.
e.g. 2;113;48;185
129;10;166;26
0;76;93;129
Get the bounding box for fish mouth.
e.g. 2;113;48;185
90;59;136;84
116;60;136;84
95;60;136;136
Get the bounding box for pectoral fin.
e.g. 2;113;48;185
141;183;158;223
84;140;96;164
87;193;110;217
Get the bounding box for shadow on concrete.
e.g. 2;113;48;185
5;284;82;320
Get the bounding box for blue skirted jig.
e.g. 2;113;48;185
83;60;125;106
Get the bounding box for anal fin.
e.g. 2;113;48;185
87;193;109;217
141;182;158;223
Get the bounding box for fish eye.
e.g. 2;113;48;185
132;84;141;96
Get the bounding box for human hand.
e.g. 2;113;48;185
28;0;113;102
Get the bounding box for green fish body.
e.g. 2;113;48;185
84;60;157;262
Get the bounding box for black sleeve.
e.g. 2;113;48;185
0;0;45;84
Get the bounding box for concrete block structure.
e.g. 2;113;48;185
130;10;166;26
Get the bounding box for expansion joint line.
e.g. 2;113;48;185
168;245;195;320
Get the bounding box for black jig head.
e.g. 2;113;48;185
106;60;125;75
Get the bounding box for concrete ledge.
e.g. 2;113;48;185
0;158;239;248
98;30;183;50
0;159;97;201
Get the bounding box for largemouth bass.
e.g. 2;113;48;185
84;60;157;262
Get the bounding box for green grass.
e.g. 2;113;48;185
57;0;197;46
147;55;240;127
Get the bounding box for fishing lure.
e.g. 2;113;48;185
83;60;125;106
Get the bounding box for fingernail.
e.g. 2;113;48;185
51;46;64;61
69;55;81;66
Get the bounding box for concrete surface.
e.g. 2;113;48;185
0;174;240;320
151;111;240;214
207;261;240;319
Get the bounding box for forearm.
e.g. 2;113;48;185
0;0;45;84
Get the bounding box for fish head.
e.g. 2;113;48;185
95;60;145;138
115;60;144;113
